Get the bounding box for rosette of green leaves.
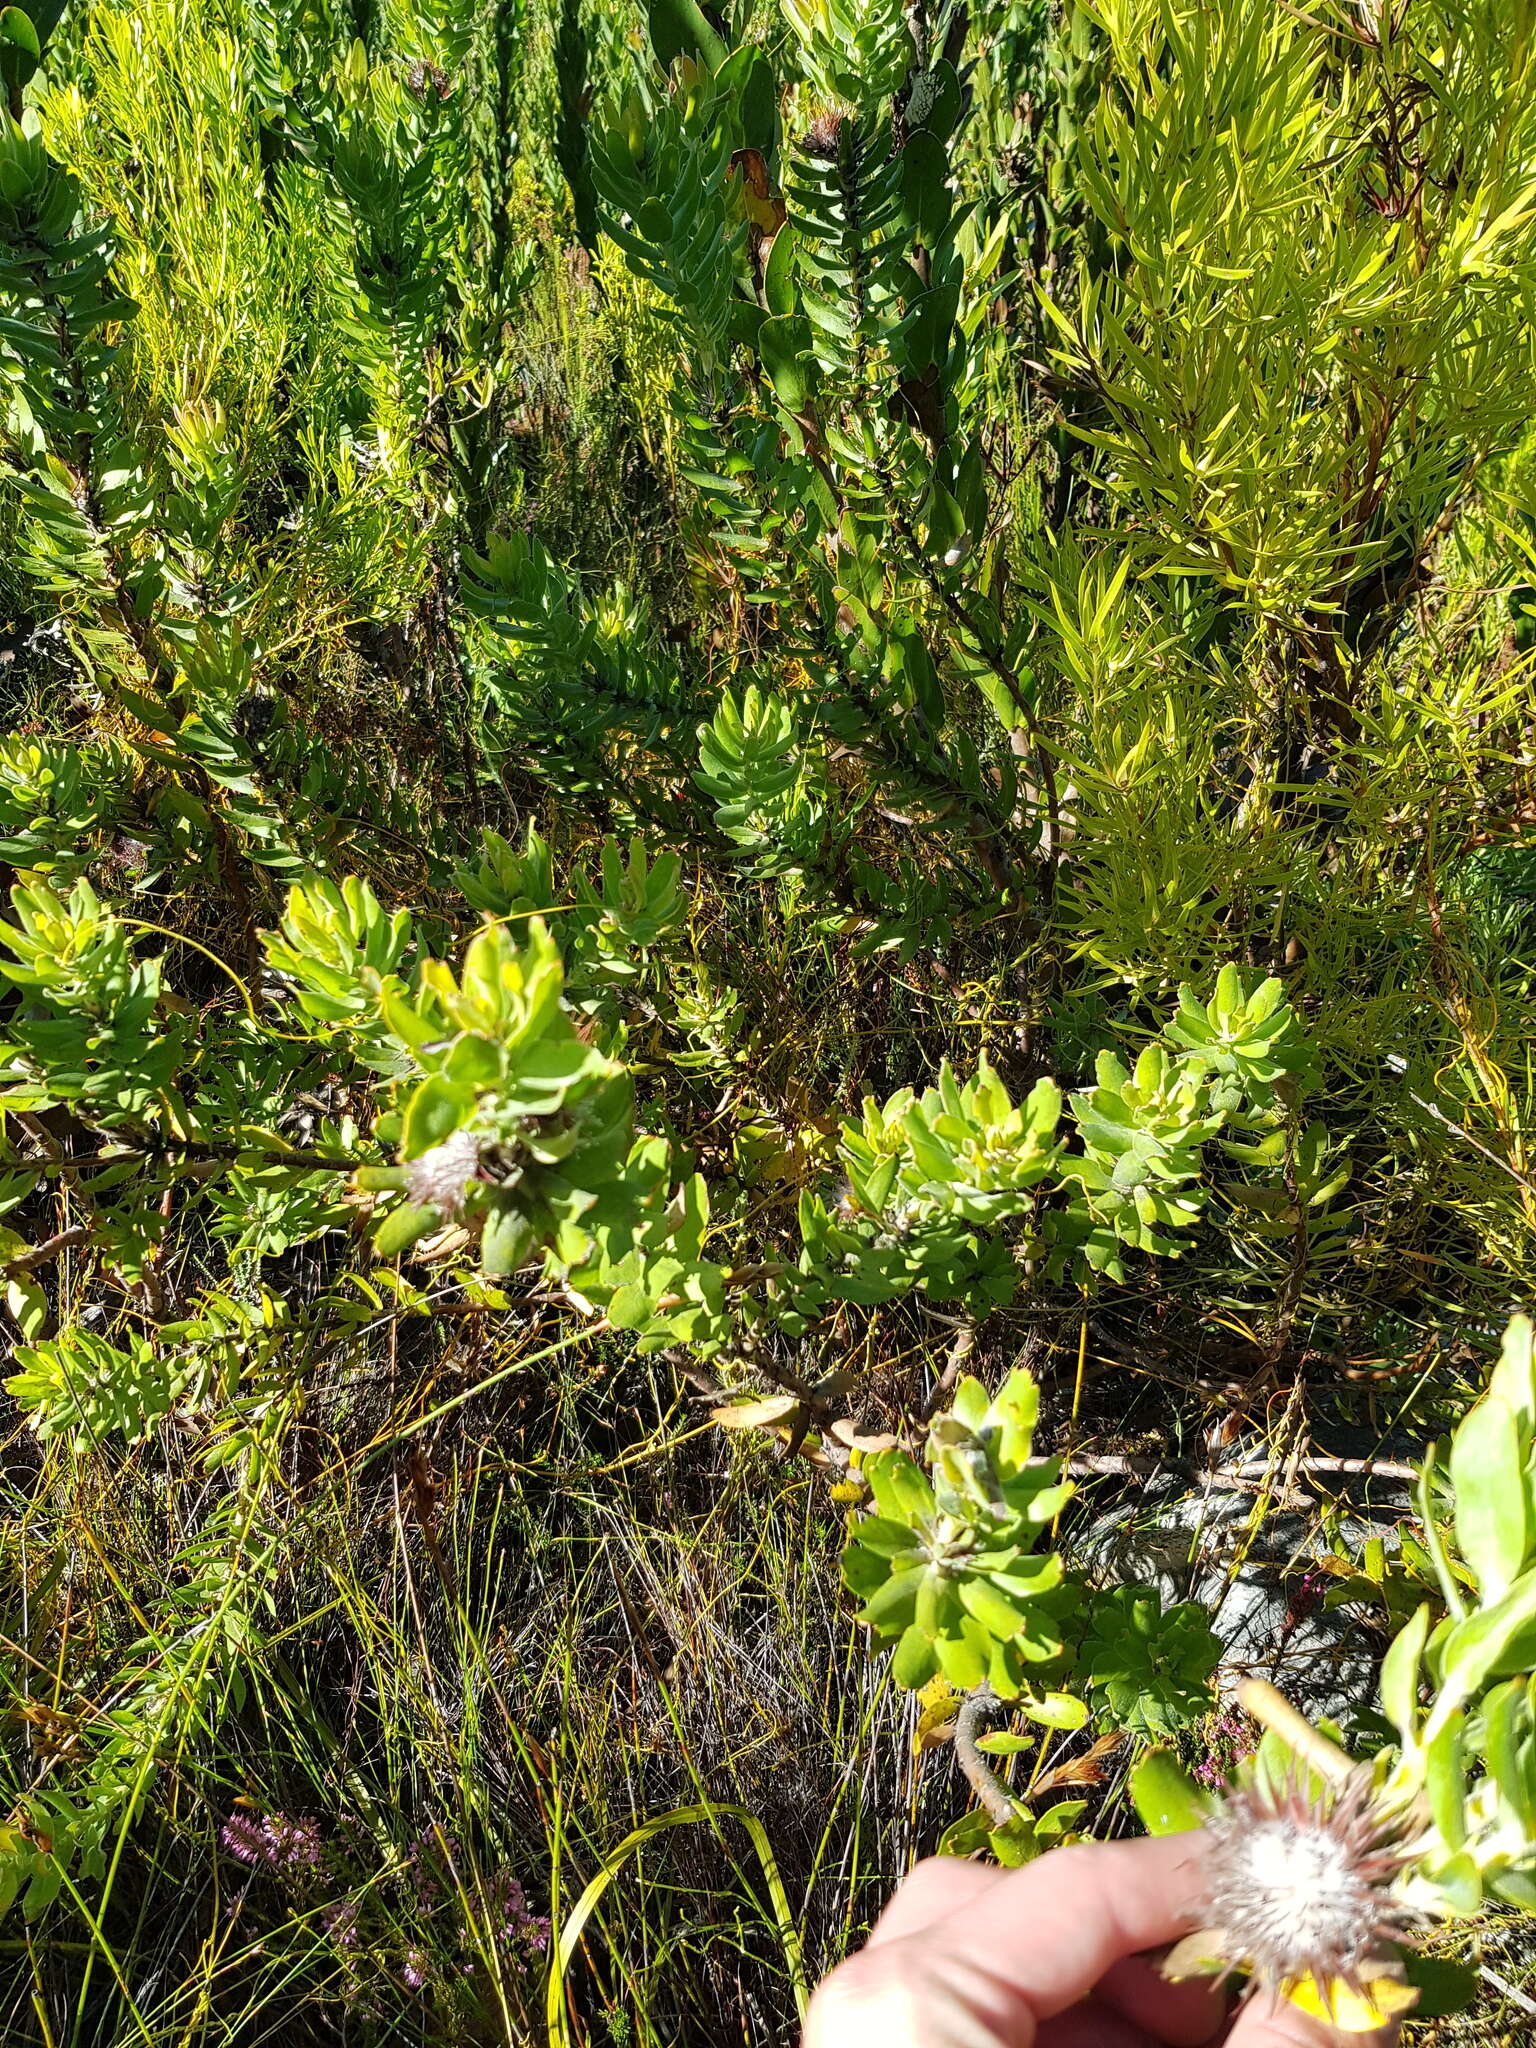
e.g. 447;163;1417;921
774;1066;1060;1330
0;737;120;875
556;1136;731;1357
1163;964;1316;1112
364;917;633;1275
789;1185;1016;1324
781;0;913;111
455;820;559;924
842;1061;1063;1227
1377;1314;1536;1917
453;824;686;998
262;876;413;1042
1054;1043;1224;1278
842;1367;1074;1697
0;878;186;1121
1077;1585;1221;1737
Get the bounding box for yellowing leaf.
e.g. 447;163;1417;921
728;147;786;234
1283;1973;1419;2031
912;1676;961;1755
710;1395;802;1429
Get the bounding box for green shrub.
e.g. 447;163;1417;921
3;0;1536;2035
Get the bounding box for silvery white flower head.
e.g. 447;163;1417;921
1195;1771;1414;1999
404;1128;481;1216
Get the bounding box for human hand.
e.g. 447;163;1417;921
801;1832;1399;2048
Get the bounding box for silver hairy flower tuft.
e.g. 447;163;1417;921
1199;1771;1415;1997
404;1128;481;1216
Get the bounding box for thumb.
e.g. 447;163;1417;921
1226;1985;1399;2048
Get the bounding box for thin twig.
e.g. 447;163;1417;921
921;1318;977;1422
1051;1451;1417;1485
2;1224;91;1275
20;1139;361;1176
1477;1962;1536;2017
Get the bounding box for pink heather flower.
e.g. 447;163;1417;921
322;1899;360;1948
402;1949;428;1990
522;1915;551;1952
221;1814;266;1866
222;1810;324;1870
263;1814;323;1867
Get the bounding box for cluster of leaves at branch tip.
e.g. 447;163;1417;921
1375;1310;1536;1920
841;1363;1220;1736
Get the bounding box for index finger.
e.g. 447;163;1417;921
923;1832;1210;2021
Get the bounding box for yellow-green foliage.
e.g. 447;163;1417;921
5;0;1536;2036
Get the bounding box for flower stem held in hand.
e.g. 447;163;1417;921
801;1833;1400;2048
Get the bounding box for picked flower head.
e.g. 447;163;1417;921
1171;1769;1417;2012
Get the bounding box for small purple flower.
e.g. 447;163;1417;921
221;1810;324;1873
264;1814;323;1868
322;1899;360;1949
220;1813;266;1866
522;1915;551;1953
408;1831;459;1910
402;1949;428;1990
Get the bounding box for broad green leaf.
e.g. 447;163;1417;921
762;222;799;316
5;1276;47;1340
957;1575;1030;1639
858;1569;921;1637
1015;1690;1087;1731
1424;1709;1467;1851
1129;1750;1211;1836
892;1622;937;1689
1481;1678;1536;1828
1449;1393;1530;1598
758;315;816;414
1400;1954;1478;2019
480;1203;535;1277
1438;1570;1536;1708
402;1075;469;1157
373;1201;437;1257
1379;1603;1430;1737
1488;1313;1536;1427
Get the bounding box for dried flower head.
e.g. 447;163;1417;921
801;111;845;160
404;1129;481;1216
1195;1771;1415;1999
